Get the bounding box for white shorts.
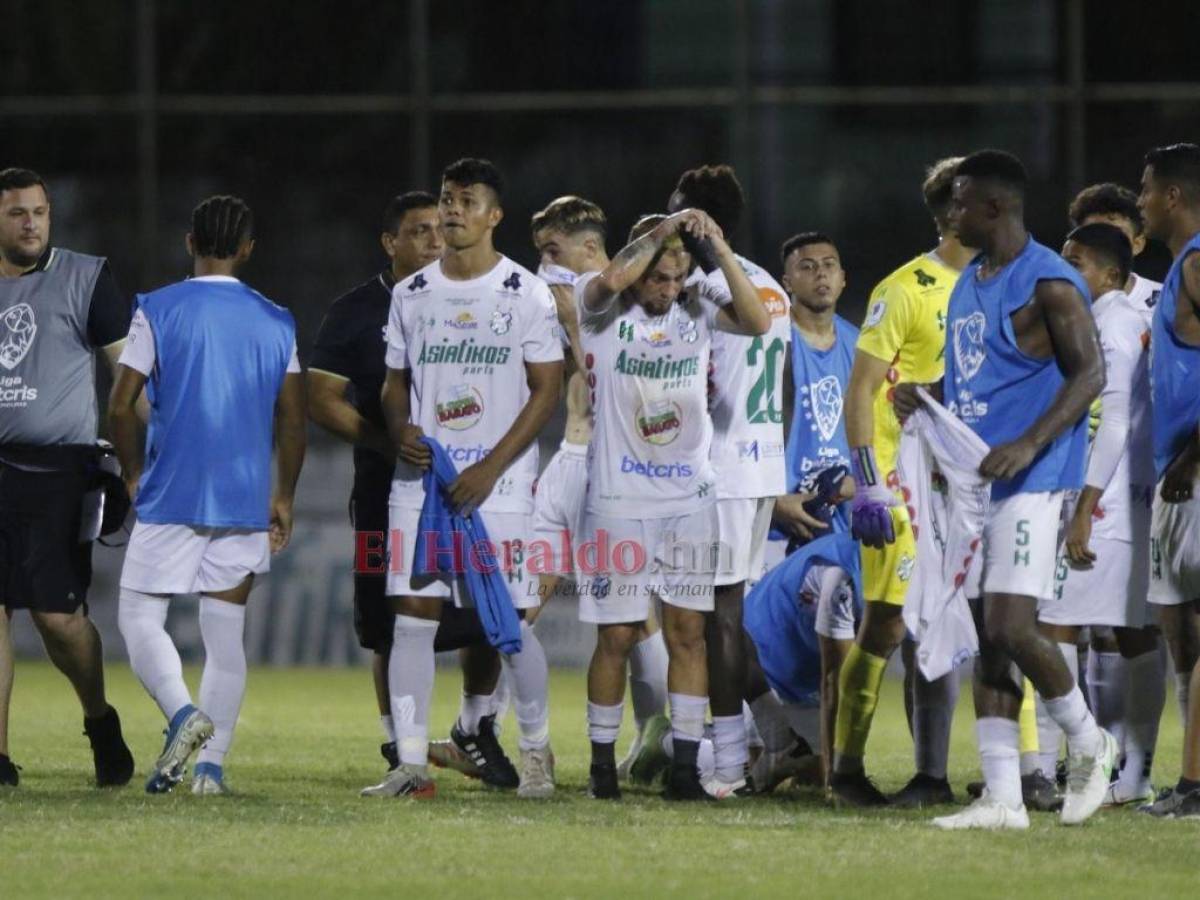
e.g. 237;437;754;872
120;522;269;594
1042;538;1149;628
577;504;718;624
531;441;588;576
980;491;1064;602
385;504;541;610
1149;489;1200;607
811;564;856;641
714;496;776;587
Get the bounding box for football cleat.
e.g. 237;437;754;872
1061;729;1118;825
449;715;518;789
83;705;135;787
192;762;229;796
360;763;436;799
588;762;621;800
145;705;214;795
0;754;20;787
627;714;671;786
747;735;819;794
829;770;889;808
517;746;556;799
663;762;712;802
1140;785;1200;819
1103;779;1155;808
702;775;750;800
889;773;955;809
380;741;399;772
932;792;1029;831
427;739;484;779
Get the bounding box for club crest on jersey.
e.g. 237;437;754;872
489;309;512;335
953;311;987;381
0;303;37;370
435;384;484;430
678;319;698;344
407;273;428;292
643;328;671;348
501;271;522;292
444;311;477;330
803;375;843;442
864;299;887;329
635;399;682;445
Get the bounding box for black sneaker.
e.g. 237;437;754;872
1021;769;1063;812
588;762;621;800
1141;785;1200;819
662;762;711;801
381;741;399;772
0;754;19;787
888;773;954;808
83;706;135;787
966;779;984;800
829;770;889;807
450;714;518;790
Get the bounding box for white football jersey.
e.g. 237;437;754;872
700;254;791;500
1125;272;1162;327
385;256;563;513
576;271;719;518
1086;290;1154;542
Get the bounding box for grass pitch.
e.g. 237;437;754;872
1;662;1195;899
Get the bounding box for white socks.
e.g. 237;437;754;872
628;630;669;730
659;726;716;780
457;692;493;736
977;717;1022;810
1043;684;1103;757
195;597;247;768
711;715;747;782
914;665;959;780
389;615;438;767
668;692;707;743
1118;647;1166;792
587;701;623;745
1035;641;1079;773
1086;650;1126;750
380;714;396;743
502;621;550;751
117;588;192;720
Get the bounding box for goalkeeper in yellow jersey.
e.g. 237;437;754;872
830;158;978;807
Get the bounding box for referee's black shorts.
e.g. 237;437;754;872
0;454;93;615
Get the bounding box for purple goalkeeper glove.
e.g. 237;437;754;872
850;446;897;549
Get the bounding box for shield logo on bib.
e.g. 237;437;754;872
953;311;987;381
0;303;37;370
811;375;843;442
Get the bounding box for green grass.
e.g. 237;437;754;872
1;663;1195;899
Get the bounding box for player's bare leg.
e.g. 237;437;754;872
0;610;15;785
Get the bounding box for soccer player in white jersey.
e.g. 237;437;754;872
366;159;564;800
1035;224;1161;808
576;209;770;800
109;196;306;795
666;165;791;797
529;196;670;778
1070;183;1162;321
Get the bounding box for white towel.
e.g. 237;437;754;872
899;387;991;680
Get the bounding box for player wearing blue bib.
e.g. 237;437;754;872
110;196;306;796
772;233;856;554
895;151;1115;830
1137;142;1200;820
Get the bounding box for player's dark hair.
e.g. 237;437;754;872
442;157;504;204
190;195;253;259
1144;143;1200;203
956;149;1027;197
1068;183;1143;233
780;231;836;267
1066;222;1133;285
531;195;607;241
922;157;964;228
0;167;47;198
382;191;437;234
672;164;744;236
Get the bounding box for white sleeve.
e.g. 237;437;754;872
699;269;733;307
286;341;301;373
117;308;156;375
523;281;566;364
575;269;617;322
1085;327;1136;491
384;286;408;370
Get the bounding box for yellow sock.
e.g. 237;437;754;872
1019;677;1039;756
833;644;889;761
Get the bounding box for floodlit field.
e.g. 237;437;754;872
1;663;1194;899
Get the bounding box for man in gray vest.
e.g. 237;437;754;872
0;167;136;787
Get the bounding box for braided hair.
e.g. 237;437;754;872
190;195;253;259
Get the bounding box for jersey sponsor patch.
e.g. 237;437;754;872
435;384;484;430
635;399;683;445
864;299;887;329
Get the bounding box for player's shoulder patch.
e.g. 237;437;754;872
863;297;888;329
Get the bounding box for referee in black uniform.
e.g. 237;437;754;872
308;192;496;775
0;168;135;787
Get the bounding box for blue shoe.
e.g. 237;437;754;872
192;762;228;795
145;705;215;794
